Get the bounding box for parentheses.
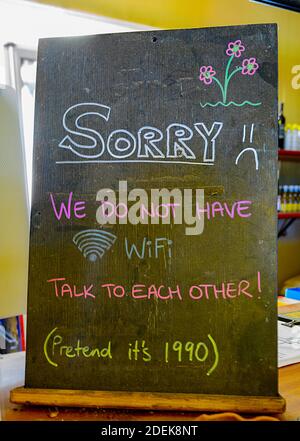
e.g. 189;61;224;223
43;327;58;367
206;334;219;376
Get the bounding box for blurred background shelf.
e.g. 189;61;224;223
278;212;300;219
278;150;300;160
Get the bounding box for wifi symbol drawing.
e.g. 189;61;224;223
73;229;117;262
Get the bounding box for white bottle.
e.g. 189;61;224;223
284;124;292;149
282;185;288;212
296;125;300;151
291;124;298;150
277;186;281;212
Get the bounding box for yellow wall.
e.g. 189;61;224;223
36;0;300;123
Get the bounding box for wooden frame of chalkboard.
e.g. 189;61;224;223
13;23;286;414
11;388;285;413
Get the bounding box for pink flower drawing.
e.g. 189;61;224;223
226;40;245;58
199;66;216;85
241;57;259;76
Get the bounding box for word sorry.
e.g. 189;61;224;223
58;103;223;164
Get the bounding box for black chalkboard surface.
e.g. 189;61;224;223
23;24;283;410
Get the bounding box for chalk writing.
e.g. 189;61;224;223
43;327;112;367
57;102;223;165
164;336;219;376
46;272;262;301
43;328;219;376
47;278;95;299
101;283;183;300
50;192;86;220
125;237;173;259
48;187;252;229
97;199;252;224
128;340;152;362
59;102;111;158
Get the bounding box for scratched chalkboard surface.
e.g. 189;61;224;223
26;24;278;397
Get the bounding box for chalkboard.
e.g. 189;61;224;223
24;24;281;405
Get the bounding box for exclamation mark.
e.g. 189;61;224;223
257;271;261;298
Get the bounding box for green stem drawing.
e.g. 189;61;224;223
223;55;234;102
212;77;225;102
224;66;242;102
211;56;242;104
226;66;243;84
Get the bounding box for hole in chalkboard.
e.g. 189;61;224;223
152;36;157;43
32;211;41;229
